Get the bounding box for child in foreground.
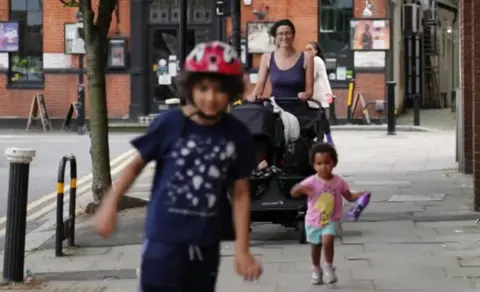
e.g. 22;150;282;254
95;41;262;291
291;143;369;285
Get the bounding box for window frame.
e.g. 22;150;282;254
318;0;354;88
7;0;44;89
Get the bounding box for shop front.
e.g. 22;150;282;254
130;0;221;118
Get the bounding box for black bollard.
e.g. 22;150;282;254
413;94;420;126
3;148;35;283
386;81;397;135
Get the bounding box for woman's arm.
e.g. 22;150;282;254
247;53;270;99
303;52;314;98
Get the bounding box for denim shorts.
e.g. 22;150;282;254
140;240;220;292
305;222;337;244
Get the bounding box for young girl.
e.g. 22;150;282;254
291;143;368;284
96;41;262;291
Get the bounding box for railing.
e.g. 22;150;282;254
55;155;77;257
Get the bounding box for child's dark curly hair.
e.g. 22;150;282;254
309;142;338;166
176;71;245;104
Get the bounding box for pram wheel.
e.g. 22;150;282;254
297;220;306;244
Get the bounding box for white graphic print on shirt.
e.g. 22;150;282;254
165;134;236;217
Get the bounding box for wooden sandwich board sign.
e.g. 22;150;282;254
61;102;79;131
351;93;372;125
26;93;53;132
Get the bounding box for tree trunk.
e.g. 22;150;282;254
79;0;148;212
81;0;114;202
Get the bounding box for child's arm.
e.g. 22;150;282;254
230;129;262;280
232;178;251;254
342;190;364;202
96;115;166;238
291;177;314;198
339;177;366;202
96;154;146;238
103;154;146;203
291;183;309;197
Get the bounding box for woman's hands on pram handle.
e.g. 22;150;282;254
246;94;269;102
298;92;309;101
246;94;257;102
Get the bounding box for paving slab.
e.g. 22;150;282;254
388;194;446;202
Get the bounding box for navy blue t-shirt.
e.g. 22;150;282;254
131;108;256;246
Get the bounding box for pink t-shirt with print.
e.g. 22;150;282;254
300;174;350;227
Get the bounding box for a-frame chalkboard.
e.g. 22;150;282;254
26;93;53;132
61;102;79;131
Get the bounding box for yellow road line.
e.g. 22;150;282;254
0;148;136;227
0;152;136;237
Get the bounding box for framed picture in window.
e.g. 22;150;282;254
107;37;128;69
65;22;85;55
246;22;276;54
350;18;390;51
0;22;20;52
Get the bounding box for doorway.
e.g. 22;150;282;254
149;27;212;113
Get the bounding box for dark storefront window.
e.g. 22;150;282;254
319;0;353;87
148;0;214;112
9;0;44;87
150;0;213;25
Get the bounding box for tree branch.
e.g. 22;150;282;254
96;0;117;43
81;0;96;44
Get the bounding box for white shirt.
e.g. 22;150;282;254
308;56;333;108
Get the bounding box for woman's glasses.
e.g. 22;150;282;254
276;31;293;38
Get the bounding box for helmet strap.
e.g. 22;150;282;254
185;100;225;122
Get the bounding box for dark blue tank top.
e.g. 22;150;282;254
270;52;306;99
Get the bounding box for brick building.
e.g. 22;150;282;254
460;0;480;210
0;0;399;125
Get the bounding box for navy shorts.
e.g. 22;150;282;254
140;240;220;292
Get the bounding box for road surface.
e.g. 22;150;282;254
0;132;137;218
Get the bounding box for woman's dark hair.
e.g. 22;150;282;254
176;71;245;104
270;19;296;37
309;142;338;166
308;41;326;62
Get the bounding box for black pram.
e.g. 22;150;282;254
226;99;324;244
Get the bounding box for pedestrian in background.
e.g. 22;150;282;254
304;41;335;145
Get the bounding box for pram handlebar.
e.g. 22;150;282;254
269;97;323;107
243;97;324;110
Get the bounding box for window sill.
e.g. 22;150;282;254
7;82;45;90
330;81;350;89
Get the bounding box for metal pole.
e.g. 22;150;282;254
413;33;421;126
231;0;241;56
2;148;36;283
178;0;188;69
77;54;86;134
386;81;397;135
413;94;421;126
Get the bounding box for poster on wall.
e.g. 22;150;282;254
354;51;386;68
0;22;19;52
350;19;390;50
64;23;85;54
246;22;276;54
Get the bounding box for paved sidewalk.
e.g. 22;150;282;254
6;214;480;291
2;130;480;291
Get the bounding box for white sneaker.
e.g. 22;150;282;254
324;265;338;284
311;269;324;285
